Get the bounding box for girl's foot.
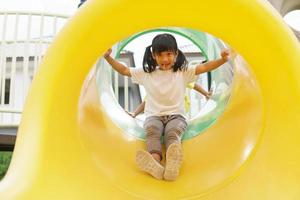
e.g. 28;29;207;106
136;150;164;180
164;143;183;181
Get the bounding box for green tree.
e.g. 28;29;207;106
0;152;12;180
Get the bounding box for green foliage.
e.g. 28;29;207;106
0;152;12;180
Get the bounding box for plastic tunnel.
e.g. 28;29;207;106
0;0;300;199
98;27;234;141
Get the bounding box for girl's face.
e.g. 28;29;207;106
152;50;177;70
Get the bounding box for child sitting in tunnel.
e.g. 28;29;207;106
104;33;230;181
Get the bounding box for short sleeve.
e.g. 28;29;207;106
184;65;198;85
130;67;145;85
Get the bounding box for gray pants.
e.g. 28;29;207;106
144;115;187;160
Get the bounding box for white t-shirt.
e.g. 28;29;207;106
130;66;198;118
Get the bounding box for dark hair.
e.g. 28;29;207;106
142;33;187;73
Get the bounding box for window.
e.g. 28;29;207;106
0;78;11;105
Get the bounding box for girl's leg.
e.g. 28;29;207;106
144;116;164;161
163;115;187;181
164;115;187;150
136;116;164;179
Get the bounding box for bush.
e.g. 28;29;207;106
0;152;12;180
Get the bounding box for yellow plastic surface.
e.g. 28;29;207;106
1;0;300;199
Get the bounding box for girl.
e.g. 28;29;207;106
104;33;230;181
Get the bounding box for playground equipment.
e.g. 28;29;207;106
98;27;234;141
0;0;300;199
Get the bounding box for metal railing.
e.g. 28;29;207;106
0;11;69;126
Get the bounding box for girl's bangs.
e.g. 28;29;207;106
152;38;177;53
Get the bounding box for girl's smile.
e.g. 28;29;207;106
152;50;177;71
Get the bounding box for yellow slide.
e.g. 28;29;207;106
1;0;300;199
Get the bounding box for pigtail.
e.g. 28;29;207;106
143;45;157;73
173;49;187;72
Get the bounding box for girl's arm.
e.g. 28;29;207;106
104;49;131;77
193;83;212;100
126;101;145;118
133;101;145;117
195;49;230;75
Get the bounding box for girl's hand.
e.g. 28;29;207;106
205;90;212;100
125;110;136;118
104;48;112;58
221;49;230;61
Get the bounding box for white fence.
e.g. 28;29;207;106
0;11;69;126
